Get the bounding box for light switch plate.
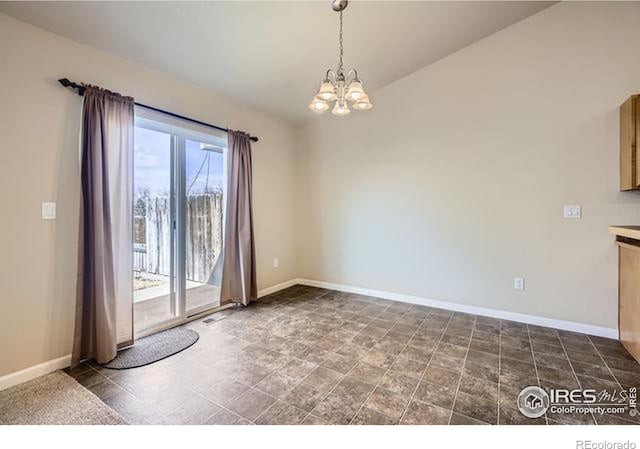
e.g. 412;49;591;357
514;277;525;290
563;205;581;219
273;258;279;268
42;202;56;220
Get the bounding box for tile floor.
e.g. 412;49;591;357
67;285;640;425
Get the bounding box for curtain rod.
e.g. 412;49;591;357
58;78;259;142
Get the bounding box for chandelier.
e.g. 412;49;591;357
308;0;373;116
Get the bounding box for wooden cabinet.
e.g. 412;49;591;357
618;240;640;361
620;95;640;191
609;226;640;362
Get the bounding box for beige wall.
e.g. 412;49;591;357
296;2;640;331
0;13;298;376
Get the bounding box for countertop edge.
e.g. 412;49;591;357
609;226;640;240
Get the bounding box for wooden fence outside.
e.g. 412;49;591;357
134;193;224;284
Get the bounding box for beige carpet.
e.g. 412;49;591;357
0;371;127;425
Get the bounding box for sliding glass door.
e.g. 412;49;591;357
133;112;226;336
184;138;226;315
133;125;177;332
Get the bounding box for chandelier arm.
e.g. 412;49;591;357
345;68;359;83
325;69;337;81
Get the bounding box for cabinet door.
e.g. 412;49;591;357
620;96;638;191
619;243;640;362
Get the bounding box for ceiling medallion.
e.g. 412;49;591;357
308;0;373;116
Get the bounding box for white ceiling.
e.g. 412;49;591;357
0;1;551;126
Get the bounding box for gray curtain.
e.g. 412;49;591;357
72;86;134;367
220;130;257;306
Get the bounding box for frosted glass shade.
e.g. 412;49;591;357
332;99;351;116
352;94;373;110
308;98;329;113
315;81;337;102
345;80;365;102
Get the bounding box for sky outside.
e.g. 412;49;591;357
134;127;224;197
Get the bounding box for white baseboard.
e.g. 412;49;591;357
297;278;619;339
0;354;71;391
258;278;299;298
0;277;617;392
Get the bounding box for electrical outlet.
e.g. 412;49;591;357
514;277;525;290
563;205;581;219
273;258;279;268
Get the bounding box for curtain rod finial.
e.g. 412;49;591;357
59;77;86;96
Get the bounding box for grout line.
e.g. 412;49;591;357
183;350;281;424
84;288;313;424
245;293;343;422
92;295;441;425
245;386;307;424
447;315;477;425
299;301;401;424
347;306;433;424
398;311;455;423
199;290;340;424
101;323;289;424
196;371;275;425
584;335;639;425
586;335;625;390
248;360;323;423
295;293;384;424
526;325;549;425
85;285;636;426
88;365;177;424
553;328;596;425
220;292;335;423
196;351;303;424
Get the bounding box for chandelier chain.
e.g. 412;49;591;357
338;10;344;75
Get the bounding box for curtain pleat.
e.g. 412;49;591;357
220;130;257;306
71;86;134;367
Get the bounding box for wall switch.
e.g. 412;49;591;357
42;202;56;220
273;258;279;268
514;277;525;290
563;205;581;219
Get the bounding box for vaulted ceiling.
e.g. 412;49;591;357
0;1;551;125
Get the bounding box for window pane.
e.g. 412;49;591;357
184;139;225;312
133;126;176;331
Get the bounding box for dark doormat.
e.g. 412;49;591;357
103;327;199;369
